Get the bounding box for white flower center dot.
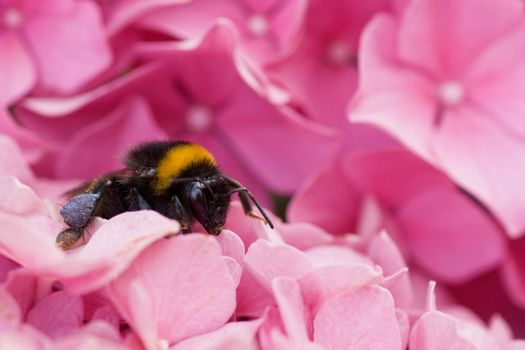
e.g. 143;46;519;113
248;14;269;36
439;81;464;106
186;105;213;133
3;8;23;29
326;39;353;65
157;339;169;350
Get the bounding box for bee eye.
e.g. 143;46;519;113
188;182;209;219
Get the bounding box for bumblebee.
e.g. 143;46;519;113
56;141;273;250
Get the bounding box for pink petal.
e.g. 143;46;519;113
305;245;373;268
434;103;525;238
24;0;112;93
467;22;525;137
216;229;245;264
217;230;245;289
131;0;243;40
409;312;473;350
106;0;191;35
299;265;383;316
223;256;242;288
0;286;21;328
55;97;167;178
76;320;121;342
0;211;64;271
266;0;389;127
266;41;358;128
0;32;36;105
91;306;121;332
221;212;275;318
0;255;18;283
235;270;275;319
397;309;410;350
367;231;413;307
4;269;37;318
261;331;326;350
489;315;513;346
105;234;236;347
502;237;525;309
398;0;523;77
0;136;34;183
53;332;129;350
220;96;339;193
26;291;83;339
278;222;334;251
272;277;310;341
345;148;453;208
288;159;362;235
0;176;47;216
409;308;501;350
170;319;262;350
0;110;42;164
244;239;314;291
507;342;525;350
0;328;51;349
398;188;505;282
348;15;436;160
57;211;181;294
224;202;263;248
258;306;285;348
313;285;402;350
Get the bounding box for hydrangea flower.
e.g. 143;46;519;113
15;23;338;197
349;0;525;237
1;0;525;347
0;0;111;104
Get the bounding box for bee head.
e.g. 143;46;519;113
187;180;230;235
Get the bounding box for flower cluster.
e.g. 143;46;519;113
1;0;525;348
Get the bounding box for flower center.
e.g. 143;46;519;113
157;339;169;350
3;8;23;29
247;14;269;36
439;81;464;106
186;105;213;133
326;39;355;66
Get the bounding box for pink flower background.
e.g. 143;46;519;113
1;0;525;348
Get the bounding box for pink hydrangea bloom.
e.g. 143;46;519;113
15;23;337;196
265;0;390;128
0;0;111;104
288;146;506;283
106;0;307;65
1;0;525;347
349;0;525;237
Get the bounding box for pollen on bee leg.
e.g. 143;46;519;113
247;211;265;222
56;229;82;250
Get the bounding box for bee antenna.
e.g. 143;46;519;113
227;187;274;229
223;175;274;229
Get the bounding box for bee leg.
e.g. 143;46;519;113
58;179;113;250
128;188;151;210
56;228;83;250
168;195;192;233
59;192;102;249
222;176;274;229
238;191;265;222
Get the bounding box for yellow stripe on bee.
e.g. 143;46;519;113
155;144;216;193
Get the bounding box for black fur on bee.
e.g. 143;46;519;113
57;141;273;250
